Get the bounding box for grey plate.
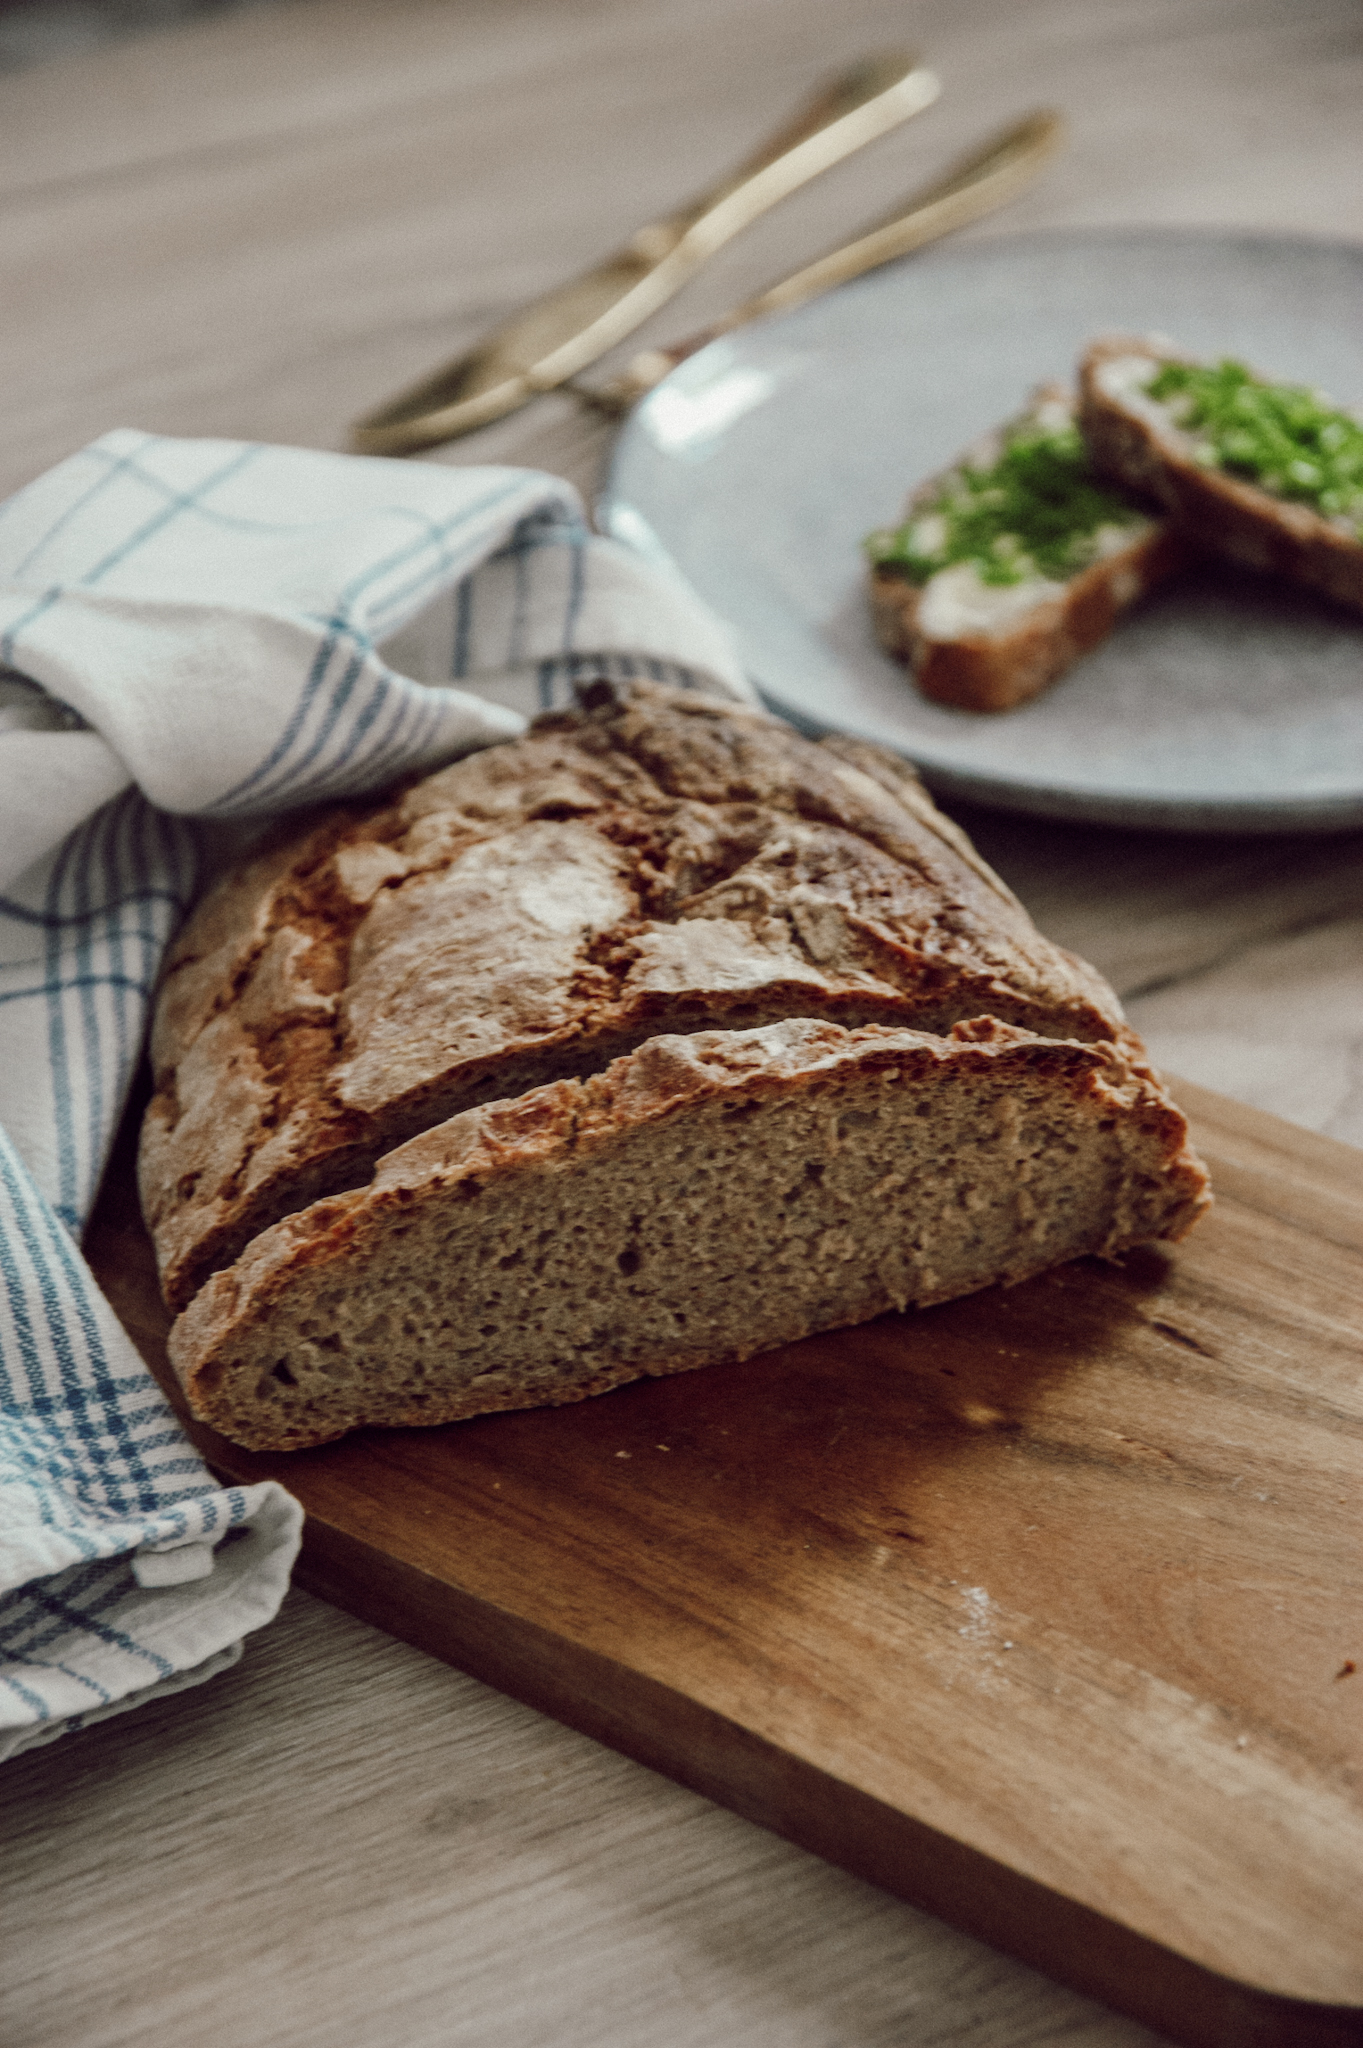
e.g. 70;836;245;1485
601;228;1363;832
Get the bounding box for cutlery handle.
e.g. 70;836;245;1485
585;111;1066;413
530;58;941;387
664;53;937;228
351;54;939;455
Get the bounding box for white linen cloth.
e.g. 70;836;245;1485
0;429;749;1759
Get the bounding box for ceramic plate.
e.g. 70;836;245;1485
601;229;1363;831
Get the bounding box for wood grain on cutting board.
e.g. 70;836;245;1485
87;1077;1363;2048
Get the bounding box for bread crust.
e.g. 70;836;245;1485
140;681;1128;1310
1078;335;1363;615
169;1016;1211;1453
870;523;1188;713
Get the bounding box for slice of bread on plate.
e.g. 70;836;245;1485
866;387;1188;714
168;1013;1210;1452
1078;336;1363;615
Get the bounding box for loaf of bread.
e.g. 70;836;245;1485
169;1013;1210;1452
866;387;1188;712
1078;337;1363;615
140;680;1128;1313
145;680;1210;1452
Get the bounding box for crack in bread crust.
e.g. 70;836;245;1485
140;681;1129;1310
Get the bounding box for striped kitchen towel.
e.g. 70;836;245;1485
0;430;750;1759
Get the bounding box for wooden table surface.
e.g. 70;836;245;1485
2;3;1360;2045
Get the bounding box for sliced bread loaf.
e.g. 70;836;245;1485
140;680;1127;1311
866;387;1187;712
169;1014;1210;1452
1078;337;1363;614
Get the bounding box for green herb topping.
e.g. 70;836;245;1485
1146;358;1363;529
865;415;1141;589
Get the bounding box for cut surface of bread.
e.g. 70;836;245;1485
140;680;1128;1311
169;1016;1211;1452
1078;336;1363;615
867;387;1187;713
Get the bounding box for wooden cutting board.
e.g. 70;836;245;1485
87;1078;1363;2048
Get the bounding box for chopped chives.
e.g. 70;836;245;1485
865;416;1143;589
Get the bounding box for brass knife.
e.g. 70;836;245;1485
351;53;941;456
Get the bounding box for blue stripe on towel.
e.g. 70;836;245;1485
0;431;739;1754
